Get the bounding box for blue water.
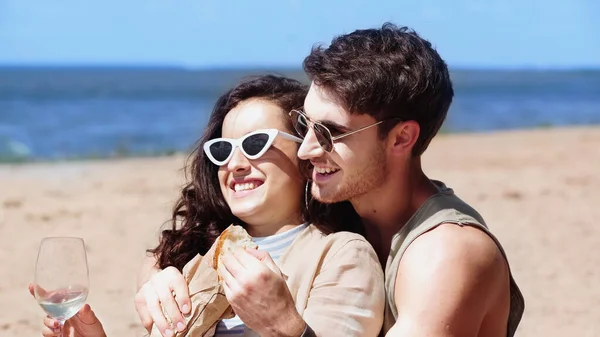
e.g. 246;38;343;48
1;67;599;161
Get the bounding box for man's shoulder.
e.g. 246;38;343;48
424;180;488;223
389;224;512;337
400;223;507;280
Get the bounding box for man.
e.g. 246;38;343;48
292;23;524;337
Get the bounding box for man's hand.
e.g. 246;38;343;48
218;248;306;337
134;266;191;337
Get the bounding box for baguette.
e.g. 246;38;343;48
213;225;258;279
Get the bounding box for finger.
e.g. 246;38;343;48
42;316;60;336
41;324;60;337
221;250;247;278
74;304;98;325
143;285;173;337
28;283;35;297
218;262;239;295
164;268;191;315
231;248;270;274
72;305;107;336
245;248;269;260
220;268;240;305
30;283;48;298
232;247;261;264
134;293;154;332
221;277;233;299
43;315;59;329
246;249;280;274
244;248;275;265
152;279;186;332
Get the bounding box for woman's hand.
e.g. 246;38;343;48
29;284;106;337
219;248;306;337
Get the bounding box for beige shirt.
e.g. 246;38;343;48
278;224;385;337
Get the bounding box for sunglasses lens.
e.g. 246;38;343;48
291;111;309;137
209;141;233;163
242;133;270;156
291;111;333;152
313;123;333;152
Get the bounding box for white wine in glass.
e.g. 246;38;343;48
34;237;89;336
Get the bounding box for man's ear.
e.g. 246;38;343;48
387;121;420;155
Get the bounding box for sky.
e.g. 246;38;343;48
0;0;599;69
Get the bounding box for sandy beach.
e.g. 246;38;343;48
1;126;599;337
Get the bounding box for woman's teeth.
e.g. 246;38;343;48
234;182;257;192
315;167;339;174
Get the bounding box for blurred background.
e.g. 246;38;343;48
1;0;599;161
1;1;599;336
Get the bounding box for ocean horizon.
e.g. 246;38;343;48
1;66;599;162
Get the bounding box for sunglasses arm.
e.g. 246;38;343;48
279;131;303;143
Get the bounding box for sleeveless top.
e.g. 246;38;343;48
383;180;525;336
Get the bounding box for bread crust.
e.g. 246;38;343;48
213;226;231;270
213;225;258;281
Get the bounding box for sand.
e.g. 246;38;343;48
1;126;599;337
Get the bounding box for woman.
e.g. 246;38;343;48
37;75;384;337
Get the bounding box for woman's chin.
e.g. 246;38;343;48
230;202;265;222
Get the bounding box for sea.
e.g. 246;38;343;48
1;66;599;162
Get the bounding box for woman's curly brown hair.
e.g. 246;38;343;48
149;75;362;271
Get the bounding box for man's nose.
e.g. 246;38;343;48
297;127;325;161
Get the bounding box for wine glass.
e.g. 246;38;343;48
33;237;89;336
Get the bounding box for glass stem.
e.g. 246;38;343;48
58;319;66;337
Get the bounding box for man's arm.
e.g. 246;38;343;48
386;224;509;337
137;254;161;290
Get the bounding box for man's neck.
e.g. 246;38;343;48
351;159;438;264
